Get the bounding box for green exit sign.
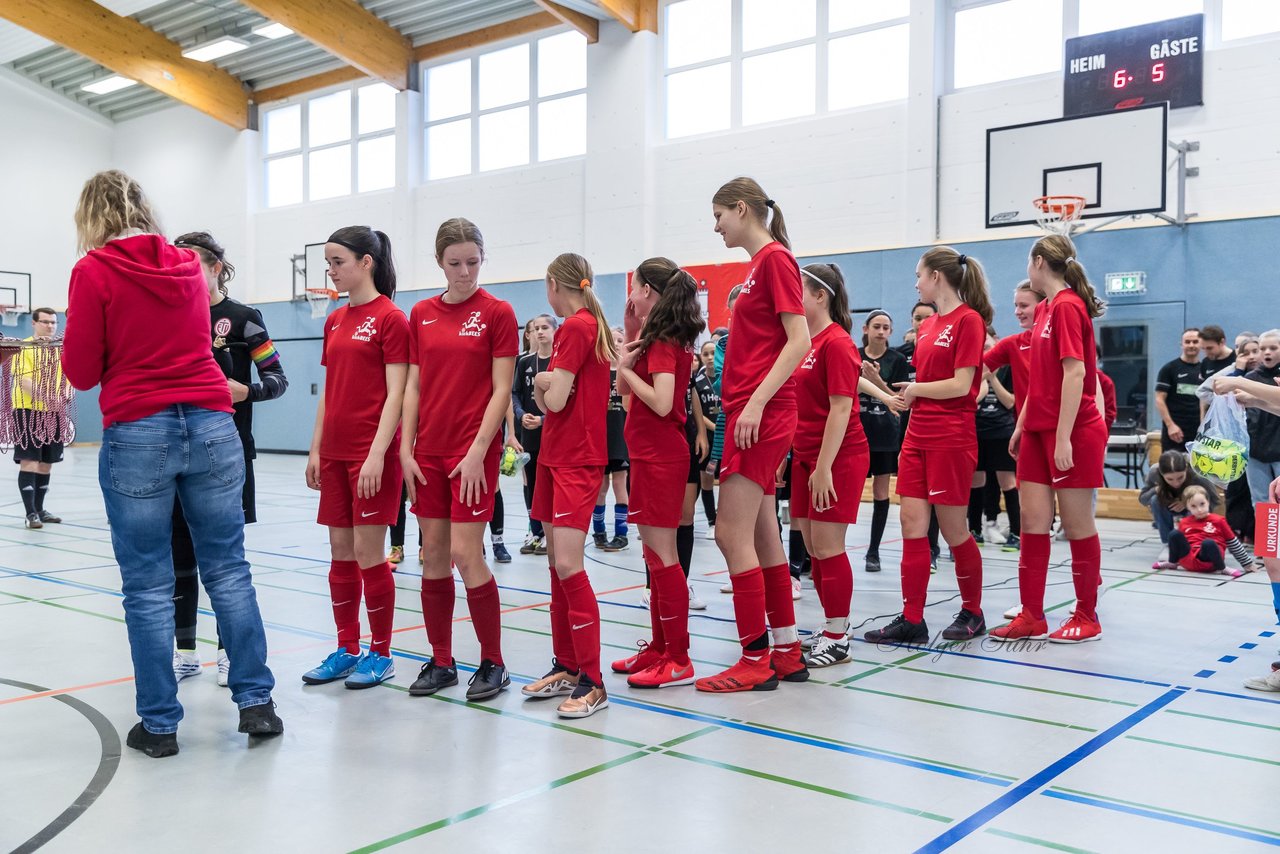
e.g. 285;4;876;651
1105;271;1147;296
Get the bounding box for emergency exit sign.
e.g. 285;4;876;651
1105;271;1146;296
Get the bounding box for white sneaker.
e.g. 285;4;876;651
806;635;852;667
688;583;707;611
641;589;651;610
173;649;200;681
721;579;734;593
216;649;230;687
983;521;1006;545
705;525;716;541
1243;669;1280;692
1003;603;1023;620
800;625;824;650
791;576;802;600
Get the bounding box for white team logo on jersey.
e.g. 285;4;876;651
800;348;818;370
214;318;232;337
352;316;377;342
1041;313;1054;339
932;324;955;348
459;311;487;337
1204;521;1216;535
740;268;757;295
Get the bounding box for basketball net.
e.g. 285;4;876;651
1033;195;1086;236
0;337;76;448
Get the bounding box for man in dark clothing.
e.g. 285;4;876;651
1199;325;1235;376
1155;327;1203;452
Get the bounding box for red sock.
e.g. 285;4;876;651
815;553;853;638
729;567;768;653
465;577;504;666
1069;535;1101;621
762;562;797;642
547;569;578;672
361;562;396;657
811;554;827;613
419;576;455;666
561;571;602;685
951;537;984;615
642;546;667;654
900;538;931;623
1020;533;1052;620
651;562;688;664
329;559;363;653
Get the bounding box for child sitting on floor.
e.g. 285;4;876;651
1154;485;1255;578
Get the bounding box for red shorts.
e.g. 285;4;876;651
1016;424;1106;489
1177;556;1219;572
628;457;688;529
531;462;603;532
896;444;977;506
409;450;501;523
316;450;403;527
790;451;870;524
720;405;797;495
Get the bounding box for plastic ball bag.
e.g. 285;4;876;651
1187;393;1250;485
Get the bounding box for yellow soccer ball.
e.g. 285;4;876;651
1190;437;1248;483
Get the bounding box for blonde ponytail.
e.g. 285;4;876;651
547;252;616;364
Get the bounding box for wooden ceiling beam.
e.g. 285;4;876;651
238;0;412;90
594;0;658;33
0;0;250;129
533;1;599;43
253;66;366;105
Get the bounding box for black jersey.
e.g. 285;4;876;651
975;369;1015;440
858;346;908;453
512;352;549;453
607;368;628;461
210;297;287;458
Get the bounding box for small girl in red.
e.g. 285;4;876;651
303;226;410;689
522;253;615;719
792;264;871;667
401;219;518;702
992;234;1109;644
610;257;706;688
1156;486;1255;577
865;247;994;646
698;177;812;694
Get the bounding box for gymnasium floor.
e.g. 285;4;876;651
3;449;1278;854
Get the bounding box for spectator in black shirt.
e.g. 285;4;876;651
1199;324;1235;376
513;314;556;554
1155;327;1204;452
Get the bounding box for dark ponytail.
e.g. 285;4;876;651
328;225;397;299
800;263;852;333
920;246;994;327
712;176;790;250
635;257;706;349
1031;234;1106;318
173;230;235;297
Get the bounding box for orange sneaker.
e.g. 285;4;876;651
1049;611;1102;644
695;654;778;693
556;681;609;718
770;646;809;683
627;657;695;689
611;640;663;674
989;610;1049;642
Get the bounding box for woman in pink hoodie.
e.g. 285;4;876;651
62;171;281;758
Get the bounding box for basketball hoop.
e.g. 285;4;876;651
0;335;76;450
1033;195;1086;235
305;287;338;319
0;305;24;328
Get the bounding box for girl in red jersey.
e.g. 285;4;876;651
791;264;871;667
609;257;706;688
521;253;616;718
697;178;812;693
1154;485;1254;577
991;235;1109;644
303;227;409;689
865;247;994;646
401;219;518;702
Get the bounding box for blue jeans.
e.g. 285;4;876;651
1150;501;1186;544
100;405;274;733
1247;457;1280;506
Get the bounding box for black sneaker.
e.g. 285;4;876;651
492;543;512;564
126;722;178;758
864;614;929;645
534;541;548;556
24;513;42;530
238;701;284;736
601;536;629;552
38;510;62;524
409;660;459;696
592;532;608;549
865;551;881;573
941;609;987;641
1002;534;1021;553
466;659;510;701
971;530;985;546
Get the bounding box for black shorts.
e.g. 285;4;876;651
687;449;701;485
12;410;68;464
867;450;897;477
605;458;630;474
13;440;64;464
977;437;1015;473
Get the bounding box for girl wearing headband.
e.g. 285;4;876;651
856;308;909;574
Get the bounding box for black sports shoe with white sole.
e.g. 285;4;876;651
864;614;929;645
466;659;510;701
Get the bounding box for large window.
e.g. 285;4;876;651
423;30;587;180
663;0;910;139
262;82;397;208
953;0;1063;89
1220;0;1280;42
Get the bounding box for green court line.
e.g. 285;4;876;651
660;750;953;823
0;586;228;646
1165;708;1280;733
349;751;651;852
844;684;1098;731
1112;587;1262;608
1047;786;1280;839
853;659;1140;707
1123;734;1280;767
839;649;932;683
983;828;1099;853
0;590;96;606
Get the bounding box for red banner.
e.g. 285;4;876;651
1256;503;1280;558
627;260;752;333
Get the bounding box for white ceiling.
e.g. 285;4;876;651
0;0;166;63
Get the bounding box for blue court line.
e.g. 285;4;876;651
1193;687;1280;706
1218;655;1237;663
1040;790;1280;847
912;687;1186;853
1262;631;1276;637
1194;670;1215;678
1240;643;1258;649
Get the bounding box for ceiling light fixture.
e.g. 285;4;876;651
81;75;138;95
252;22;293;39
182;36;250;62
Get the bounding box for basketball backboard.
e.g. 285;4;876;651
986;102;1167;229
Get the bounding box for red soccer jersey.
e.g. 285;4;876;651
624;339;693;462
320;295;410;460
983;330;1033;414
904;304;985;450
541;309;609;467
1179;513;1234;551
1098;369;1117;432
1025;289;1103;434
792;323;869;461
408;289;518;456
721;241;805;414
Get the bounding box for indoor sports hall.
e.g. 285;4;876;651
2;2;1279;852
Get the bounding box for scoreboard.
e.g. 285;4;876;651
1063;14;1203;117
